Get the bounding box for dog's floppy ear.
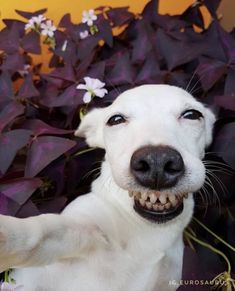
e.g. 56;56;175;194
75;108;105;148
204;107;216;147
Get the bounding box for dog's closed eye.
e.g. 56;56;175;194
106;114;127;126
180;109;203;120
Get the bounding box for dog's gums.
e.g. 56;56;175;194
129;191;188;222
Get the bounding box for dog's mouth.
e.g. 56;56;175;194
129;191;188;223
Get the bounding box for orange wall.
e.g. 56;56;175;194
0;0;209;72
1;0;197;26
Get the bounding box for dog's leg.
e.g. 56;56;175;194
0;214;107;272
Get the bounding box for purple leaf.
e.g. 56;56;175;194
106;7;134;27
2;19;26;37
77;36;99;61
22;119;74;136
0;101;25;132
0;178;42;205
17;72;40;98
196;57;227;91
154;14;186;31
86;61;106;80
0;129;32;174
0;22;20;54
1;52;25;72
215;22;235;64
16;200;40;217
214;95;235;111
25;136;76;177
0;71;14;100
203;0;221;18
15;8;47;19
224;68;235;94
21;31;41;54
203;22;227;62
157;29;206;70
131;19;154;64
135;52;162;84
58;13;72;28
49;62;76;82
54;33;77;64
142;0;159;21
181;3;204;29
212;122;235;168
96;16;113;47
107;53;134;85
0;192;10;215
40;84;83;108
38;196;67;214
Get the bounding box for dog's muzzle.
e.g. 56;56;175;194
130;145;186;223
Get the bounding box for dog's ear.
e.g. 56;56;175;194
74;108;105;148
204;107;216;147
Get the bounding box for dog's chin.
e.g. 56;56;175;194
129;190;188;223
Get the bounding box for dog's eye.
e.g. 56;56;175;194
181;109;203;120
107;114;126;126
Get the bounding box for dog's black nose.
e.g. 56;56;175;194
130;146;185;189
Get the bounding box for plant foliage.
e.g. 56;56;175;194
0;0;234;288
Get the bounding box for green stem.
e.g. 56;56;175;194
71;147;96;158
193;217;235;252
185;230;232;274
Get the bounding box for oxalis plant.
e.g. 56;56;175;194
0;0;234;290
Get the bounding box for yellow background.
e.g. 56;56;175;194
0;0;201;27
0;0;210;72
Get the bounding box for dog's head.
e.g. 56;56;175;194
75;85;215;223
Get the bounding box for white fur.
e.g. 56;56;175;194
0;85;215;291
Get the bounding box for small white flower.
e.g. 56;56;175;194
80;30;89;40
81;9;97;27
24;14;46;30
77;77;108;103
41;20;57;38
32;15;46;25
0;282;24;291
18;64;31;77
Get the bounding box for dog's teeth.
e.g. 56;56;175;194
150;193;157;204
139;199;146;206
165;202;171;209
158;205;164;211
169;195;178;206
146;202;152;209
159;194;167;204
135;192;141;199
141;192;148;201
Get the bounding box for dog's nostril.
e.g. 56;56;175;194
134;160;150;172
164;159;184;174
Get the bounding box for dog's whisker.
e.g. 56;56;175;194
206;169;229;198
203;175;222;212
185;68;198;93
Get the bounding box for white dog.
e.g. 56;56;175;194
0;85;215;291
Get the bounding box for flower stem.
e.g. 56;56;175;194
193;217;235;252
184;230;232;274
